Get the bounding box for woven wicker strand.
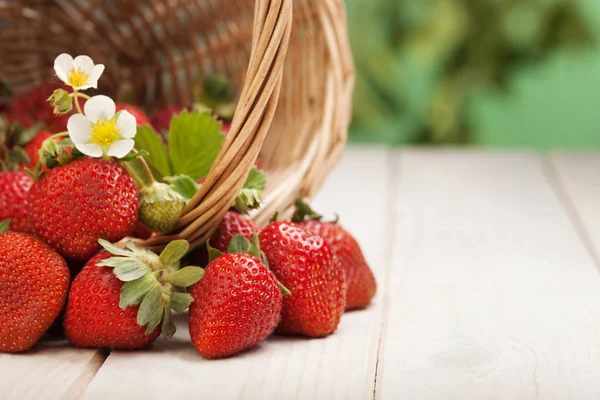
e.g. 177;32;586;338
0;0;355;252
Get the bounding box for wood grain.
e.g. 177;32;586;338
377;150;600;400
0;341;105;400
81;147;391;400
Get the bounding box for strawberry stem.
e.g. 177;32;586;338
72;89;84;114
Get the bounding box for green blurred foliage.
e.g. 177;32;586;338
347;0;596;146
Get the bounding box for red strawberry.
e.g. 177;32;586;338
0;171;35;233
64;252;160;349
151;106;185;132
297;221;376;310
189;235;283;358
6;82;70;132
210;211;260;252
28;158;139;260
23;131;52;169
293;200;376;310
116;104;150;126
259;222;346;337
0;230;70;352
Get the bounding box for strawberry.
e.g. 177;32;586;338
28;158;139;260
64;252;160;349
138;182;185;233
22;131;52;170
65;239;204;348
5;82;70;132
259;222;346;337
116;104;150;126
189;234;283;358
293;200;377;310
151;106;185;133
0;171;34;233
0;225;70;352
210;211;260;253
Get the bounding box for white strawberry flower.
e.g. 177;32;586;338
67;95;137;158
54;53;105;90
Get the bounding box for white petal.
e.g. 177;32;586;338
66;114;92;144
84;95;116;122
115;110;137;139
73;55;95;76
107;139;134;158
75;143;103;158
86;64;105;89
54;53;74;84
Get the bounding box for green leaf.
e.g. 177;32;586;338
15;123;45;146
113;259;151;282
234;188;263;214
120;274;160;309
170;292;194;312
247;233;262;260
244;168;266;191
159;240;190;266
97;239;132;257
134;125;171;179
161;307;177;339
0;219;10;233
278;281;292;297
207;242;224;263
168;111;223;180
228;234;251;254
169;266;204;287
120;149;150;162
137;284;163;327
164;175;200;201
292;198;322;222
145;296;165;335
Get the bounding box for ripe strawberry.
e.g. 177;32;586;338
210;211;260;253
0;171;34;233
297;221;376;310
116;104;150;126
0;228;70;352
28;158;139;260
151;106;185;133
64;252;160;349
189;234;283;358
259;222;346;337
23;131;52;169
5;82;70;132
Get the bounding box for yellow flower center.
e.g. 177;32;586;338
90;118;120;146
67;67;90;88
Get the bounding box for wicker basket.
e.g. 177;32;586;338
0;0;355;251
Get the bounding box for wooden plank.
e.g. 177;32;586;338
377;150;600;400
0;342;104;400
81;147;391;400
549;153;600;260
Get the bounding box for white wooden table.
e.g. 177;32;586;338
3;148;600;400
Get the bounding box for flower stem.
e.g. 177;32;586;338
133;148;156;184
72;90;84;114
48;132;69;141
121;161;146;187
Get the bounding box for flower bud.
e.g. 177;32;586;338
47;89;73;115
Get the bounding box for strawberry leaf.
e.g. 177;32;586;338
120;274;160;309
164;174;200;201
169;266;204;287
0;219;10;233
161;307;176;339
170;292;194;312
134;125;171;179
159;240;190;266
228;234;251;254
98;239;132;257
137;284;163;329
207;242;224;263
168;111;223;180
244;168;266;191
112;259;151;282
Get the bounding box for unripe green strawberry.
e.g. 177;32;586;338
138;181;185;233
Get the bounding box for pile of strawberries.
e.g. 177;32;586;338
0;78;376;359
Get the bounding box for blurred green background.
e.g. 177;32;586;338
346;0;600;148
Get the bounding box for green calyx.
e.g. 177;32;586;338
47;89;73;115
97;238;204;339
207;233;291;296
0;219;10;233
233;167;267;214
291;198;322;222
138;181;185;233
